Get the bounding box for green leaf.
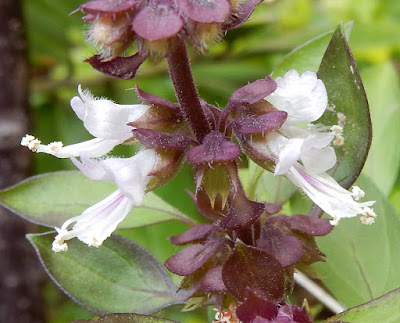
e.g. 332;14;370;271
317;24;372;189
0;171;195;229
273;22;352;77
27;233;187;314
325;287;400;323
240;160;296;205
361;62;400;196
314;174;400;308
75;313;178;323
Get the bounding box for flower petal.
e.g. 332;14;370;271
35;137;122;158
286;165;375;224
72;149;158;203
266;70;328;124
73;85;150;140
52;190;133;251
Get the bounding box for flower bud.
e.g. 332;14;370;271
86;12;135;61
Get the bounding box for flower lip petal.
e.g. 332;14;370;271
75;85;150;140
52;190;133;252
287;165;375;225
266;70;328;124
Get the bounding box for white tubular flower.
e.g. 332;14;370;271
265;70;376;225
267;70;328;124
285;165;375;226
21;85;150;158
52;149;158;252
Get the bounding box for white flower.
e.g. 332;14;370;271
267;70;328;124
265;70;376;225
21;85;149;158
52;149;158;252
285;164;375;226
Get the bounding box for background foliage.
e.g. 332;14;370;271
21;0;400;322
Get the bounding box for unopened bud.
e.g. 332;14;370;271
87;13;134;61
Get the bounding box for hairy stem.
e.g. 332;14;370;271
167;38;211;142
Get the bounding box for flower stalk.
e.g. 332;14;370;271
167;37;211;142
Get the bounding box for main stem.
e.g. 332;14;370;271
167;38;211;142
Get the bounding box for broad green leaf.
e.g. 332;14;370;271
0;171;195;229
361;62;400;195
27;233;187;314
317;24;372;189
325;287;400;323
240;160;296;205
75;313;178;323
273;22;352;77
314;174;400;308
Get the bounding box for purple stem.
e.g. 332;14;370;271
167;38;211;142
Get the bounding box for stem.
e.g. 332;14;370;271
167;38;211;142
294;270;346;314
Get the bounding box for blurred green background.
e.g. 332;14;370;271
23;0;400;322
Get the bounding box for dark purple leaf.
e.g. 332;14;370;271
85;52;146;79
236;132;275;171
132;1;183;41
75;313;179;322
252;317;270;323
165;239;225;276
296;234;325;266
264;203;282;215
200;265;227;292
222;241;285;302
132;129;191;150
169;223;215;245
222;191;265;230
233;111;287;135
189;190;226;221
224;0;263;30
229;77;277;106
236;290;278;323
187;131;241;164
257;224;304;267
288;214;333;236
81;0;138;14
177;0;230;23
276;305;312;323
135;85;180;110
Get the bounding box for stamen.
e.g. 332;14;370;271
332;135;344;146
52;228;70;252
351;186;365;200
20;134;35;146
360;207;377;225
330;125;343;136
